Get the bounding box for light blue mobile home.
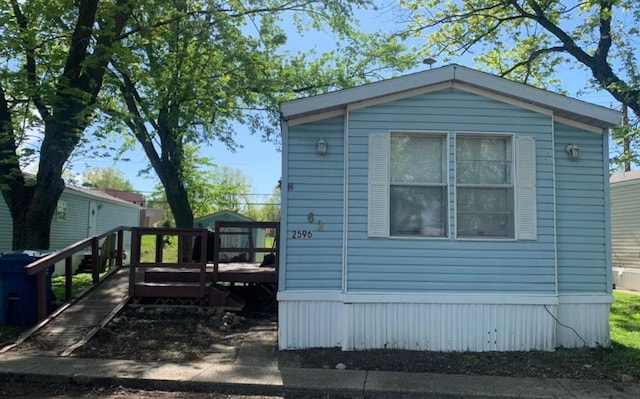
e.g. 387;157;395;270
278;65;620;352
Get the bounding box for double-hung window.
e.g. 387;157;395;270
368;132;535;240
456;135;514;238
389;133;447;237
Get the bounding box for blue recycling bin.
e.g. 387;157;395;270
0;250;55;325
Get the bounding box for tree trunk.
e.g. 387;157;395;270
8;117;84;250
10;178;65;250
153;160;194;228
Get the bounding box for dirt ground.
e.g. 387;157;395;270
72;305;271;363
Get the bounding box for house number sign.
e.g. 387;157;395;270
291;230;313;239
290;212;323;238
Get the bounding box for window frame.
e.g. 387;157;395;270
388;131;450;239
55;200;67;222
454;132;516;241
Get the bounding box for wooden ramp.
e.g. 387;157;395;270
8;267;129;357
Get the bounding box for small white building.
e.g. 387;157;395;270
0;184;141;274
611;171;640;291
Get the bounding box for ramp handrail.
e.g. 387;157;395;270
23;226;132;322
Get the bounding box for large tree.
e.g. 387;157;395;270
0;0;135;250
99;0;416;228
399;0;631;160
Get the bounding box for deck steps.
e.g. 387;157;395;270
133;282;206;298
208;284;245;310
144;268;201;283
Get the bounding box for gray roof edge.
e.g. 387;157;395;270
280;66;456;118
280;64;621;127
452;67;620;126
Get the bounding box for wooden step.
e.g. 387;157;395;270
133;282;206;298
208;284;244;310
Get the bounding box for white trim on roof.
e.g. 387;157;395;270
554;115;605;134
280;64;620;129
64;185;142;210
610;170;640;183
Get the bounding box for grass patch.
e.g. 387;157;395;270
605;290;640;378
51;272;107;301
139;234;179;263
610;291;640;347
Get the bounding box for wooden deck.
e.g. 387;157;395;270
129;221;279;309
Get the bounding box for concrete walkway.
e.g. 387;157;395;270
1;346;639;398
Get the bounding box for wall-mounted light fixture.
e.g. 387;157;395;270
566;144;579;160
317;139;327;155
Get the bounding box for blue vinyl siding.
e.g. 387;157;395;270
282;87;610;295
554;123;608;292
347;88;556;293
285;116;345;290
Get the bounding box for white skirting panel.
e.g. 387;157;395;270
556;295;612;348
278;299;343;349
343;302;555;351
278;293;612;351
613;267;640;292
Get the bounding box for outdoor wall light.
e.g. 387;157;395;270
317;139;328;155
566;144;579;160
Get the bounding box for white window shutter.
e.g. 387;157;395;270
368;133;389;237
516;136;537;240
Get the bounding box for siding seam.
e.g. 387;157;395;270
343;106;350;293
552;115;559;296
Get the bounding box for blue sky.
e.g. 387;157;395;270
71;3;618;201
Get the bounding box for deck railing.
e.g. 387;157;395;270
128;227;208;299
213;221;280;280
128;222;280;302
23;226;132;322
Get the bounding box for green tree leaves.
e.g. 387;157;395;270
399;0;638;167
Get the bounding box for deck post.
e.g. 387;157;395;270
116;229;124;267
91;237;100;284
37;270;47;321
155;234;163;263
129;228;140;297
65;257;73;301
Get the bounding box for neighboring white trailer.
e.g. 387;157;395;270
611;171;640;292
